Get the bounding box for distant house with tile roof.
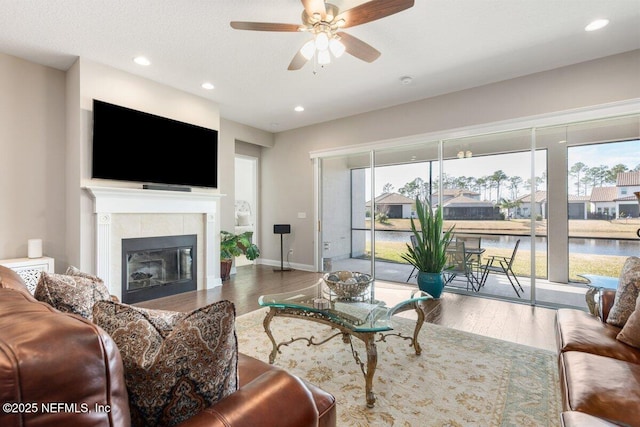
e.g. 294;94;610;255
440;195;500;220
430;189;480;205
365;193;415;218
589;171;640;218
516;191;548;219
515;190;612;220
568;195;592;219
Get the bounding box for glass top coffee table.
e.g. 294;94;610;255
258;280;431;407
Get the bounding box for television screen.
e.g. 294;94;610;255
92;99;218;188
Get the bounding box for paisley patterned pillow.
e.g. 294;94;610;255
617;293;640;349
34;270;110;321
65;265;103;282
93;300;238;427
607;257;640;327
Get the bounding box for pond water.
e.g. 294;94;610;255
367;230;639;257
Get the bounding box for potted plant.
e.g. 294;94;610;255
400;197;455;298
220;230;260;281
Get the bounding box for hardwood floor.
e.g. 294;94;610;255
136;264;559;352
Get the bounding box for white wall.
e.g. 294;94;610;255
219;118;273;238
71;58;221;272
262;50;640;270
0;52;66;266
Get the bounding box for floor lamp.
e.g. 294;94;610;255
273;224;292;272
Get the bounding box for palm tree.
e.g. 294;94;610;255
500;198;522;219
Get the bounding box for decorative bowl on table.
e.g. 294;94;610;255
322;271;373;299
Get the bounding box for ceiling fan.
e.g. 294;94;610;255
230;0;415;70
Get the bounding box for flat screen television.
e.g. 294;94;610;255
92;99;218;189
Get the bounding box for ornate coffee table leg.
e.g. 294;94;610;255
412;301;424;355
364;334;378;408
348;332;378;407
263;308;279;364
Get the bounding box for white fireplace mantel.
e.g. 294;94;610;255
85;186;225;297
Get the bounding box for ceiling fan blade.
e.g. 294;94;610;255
288;50;309;71
336;0;415;28
337;32;381;63
230;21;301;32
301;0;326;19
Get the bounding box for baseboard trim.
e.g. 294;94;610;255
257;259;316;272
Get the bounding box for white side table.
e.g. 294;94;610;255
0;257;55;294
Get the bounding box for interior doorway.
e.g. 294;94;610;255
235;155;258;267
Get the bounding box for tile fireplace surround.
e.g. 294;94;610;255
86;186;223;301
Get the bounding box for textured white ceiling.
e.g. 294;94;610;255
1;0;639;132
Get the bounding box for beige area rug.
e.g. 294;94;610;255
236;308;561;427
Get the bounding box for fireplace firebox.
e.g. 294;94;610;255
122;234;197;303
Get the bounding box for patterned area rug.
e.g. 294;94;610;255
236;308;561;427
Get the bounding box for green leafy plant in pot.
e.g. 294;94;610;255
220;230;260;281
400;197;454;298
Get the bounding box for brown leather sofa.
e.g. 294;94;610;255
0;266;336;427
556;289;640;427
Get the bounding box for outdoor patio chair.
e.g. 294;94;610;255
456;235;482;271
443;240;479;291
479;239;524;297
406;235;418;282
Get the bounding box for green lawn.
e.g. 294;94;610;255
365;241;627;282
360;217;636;281
365;218;640;239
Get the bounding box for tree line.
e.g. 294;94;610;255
382;162;640;203
569;162;640;196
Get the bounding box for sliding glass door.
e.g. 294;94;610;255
316;112;639;309
564;116;640;284
372;142;439;283
441;130;544;302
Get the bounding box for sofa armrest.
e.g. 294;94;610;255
176;369;319;427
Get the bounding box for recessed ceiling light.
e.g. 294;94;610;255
133;56;151;66
585;19;609;32
201;82;214;90
400;76;413;85
294;106;304;112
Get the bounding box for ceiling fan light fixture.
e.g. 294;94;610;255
301;39;316;60
334;18;346;28
315;32;330;51
329;38;345;57
318;49;331;65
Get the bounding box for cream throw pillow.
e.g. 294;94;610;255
237;212;251;226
